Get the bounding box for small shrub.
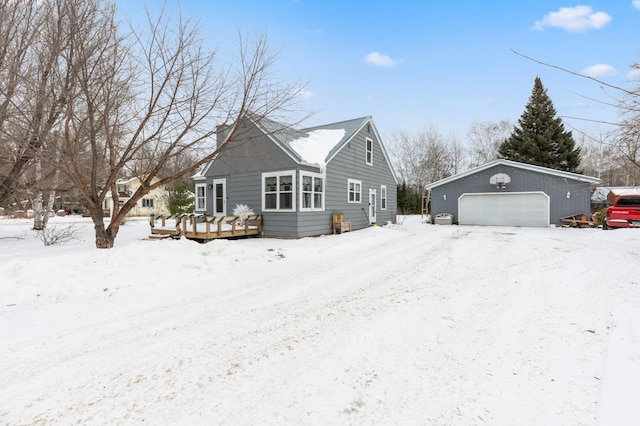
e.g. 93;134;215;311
36;225;78;246
592;207;607;225
233;204;254;221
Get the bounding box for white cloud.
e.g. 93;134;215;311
364;52;398;67
627;68;640;80
532;5;612;32
582;64;617;77
295;88;315;99
633;1;640;11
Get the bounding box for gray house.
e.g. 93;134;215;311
425;159;600;227
193;115;397;238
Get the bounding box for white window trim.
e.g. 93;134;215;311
300;171;325;212
380;185;387;210
195;183;206;212
365;137;373;166
347;178;362;204
262;170;296;212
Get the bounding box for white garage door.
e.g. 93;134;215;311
458;192;549;227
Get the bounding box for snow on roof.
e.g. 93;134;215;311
288;128;346;168
592;186;640;202
116;177;137;185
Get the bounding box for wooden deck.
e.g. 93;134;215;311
150;214;262;241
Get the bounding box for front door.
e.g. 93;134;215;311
213;178;226;216
369;189;377;225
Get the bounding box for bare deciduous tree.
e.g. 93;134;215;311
614;63;640;183
0;0;46;206
0;0;71;232
467;120;512;167
1;0;307;248
54;1;305;248
389;126;460;192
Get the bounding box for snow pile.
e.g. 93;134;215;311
288;128;345;168
1;216;639;425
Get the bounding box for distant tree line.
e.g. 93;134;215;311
390;71;640;204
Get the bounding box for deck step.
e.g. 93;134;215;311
148;234;172;240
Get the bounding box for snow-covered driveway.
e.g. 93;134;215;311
1;216;639;424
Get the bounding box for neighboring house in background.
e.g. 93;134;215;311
103;176;170;217
425;159;600;227
591;186;640;206
193;115;397;238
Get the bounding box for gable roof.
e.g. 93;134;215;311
300;116;370;164
196;115;397;183
257;116;396;180
256;116;369;167
425;159;600;190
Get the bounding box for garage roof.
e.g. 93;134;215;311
425;159;600;190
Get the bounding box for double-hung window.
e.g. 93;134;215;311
381;185;387;210
195;183;206;211
365;138;373;165
263;171;295;211
348;179;361;203
301;173;324;211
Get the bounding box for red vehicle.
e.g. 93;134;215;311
603;194;640;229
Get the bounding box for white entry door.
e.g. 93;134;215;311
213;178;226;216
369;189;377;224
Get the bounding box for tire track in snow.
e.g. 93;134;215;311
2;225;448;423
1;225;620;425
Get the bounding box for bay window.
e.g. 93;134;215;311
263;171;295;211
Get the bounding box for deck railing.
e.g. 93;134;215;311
150;214;262;240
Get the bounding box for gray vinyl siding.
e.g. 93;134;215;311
429;164;593;225
203;118;397;238
206;123;302;237
325;129;397;230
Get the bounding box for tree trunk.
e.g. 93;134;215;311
90;208;119;249
42;188;56;228
32;191;45;230
31;158;43;230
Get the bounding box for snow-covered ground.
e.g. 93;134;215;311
1;215;639;425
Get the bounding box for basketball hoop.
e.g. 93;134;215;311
489;173;510;189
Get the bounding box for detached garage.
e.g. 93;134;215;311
425;160;600;227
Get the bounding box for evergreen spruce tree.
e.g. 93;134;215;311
397;182;422;214
498;76;581;172
167;178;195;215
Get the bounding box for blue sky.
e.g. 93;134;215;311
117;1;640;145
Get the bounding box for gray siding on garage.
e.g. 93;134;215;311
429;163;594;225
